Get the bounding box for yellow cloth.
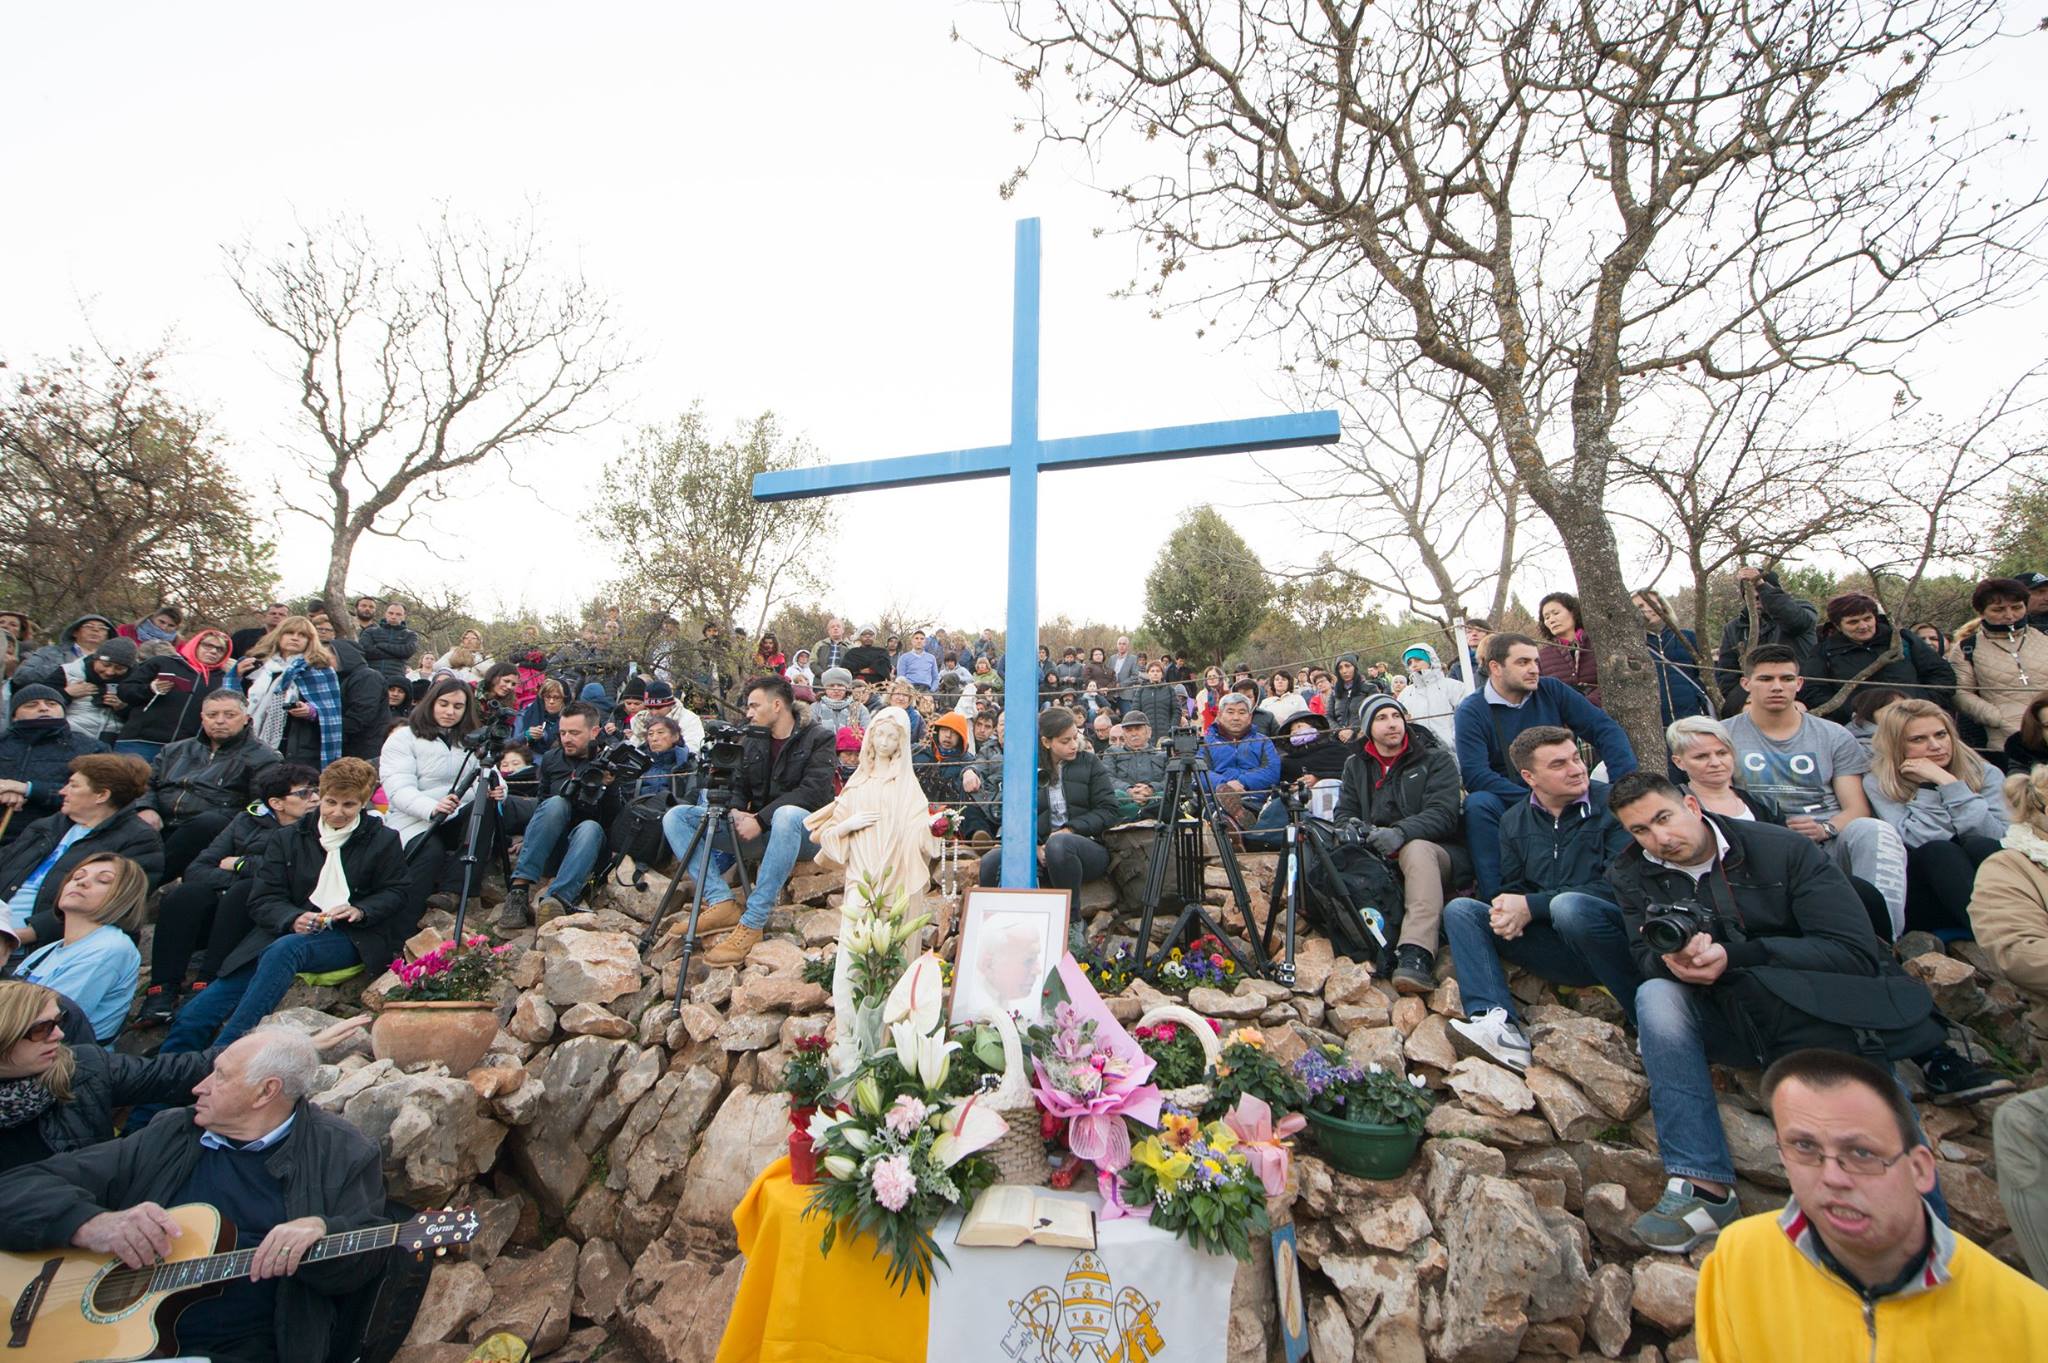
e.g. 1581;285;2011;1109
714;1156;931;1363
1696;1209;2048;1362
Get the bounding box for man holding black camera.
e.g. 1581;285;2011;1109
660;675;835;967
1604;772;2010;1254
501;702;627;928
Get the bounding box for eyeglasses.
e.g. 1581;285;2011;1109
289;787;319;800
22;1019;60;1043
1776;1137;1913;1177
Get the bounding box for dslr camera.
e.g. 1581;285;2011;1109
698;719;771;797
1639;901;1723;956
564;733;653;808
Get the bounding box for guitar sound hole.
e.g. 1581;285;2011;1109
90;1269;150;1315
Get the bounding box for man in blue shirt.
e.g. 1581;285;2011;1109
1453;632;1637;898
895;630;939;691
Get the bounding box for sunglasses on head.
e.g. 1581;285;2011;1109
23;1019;60;1043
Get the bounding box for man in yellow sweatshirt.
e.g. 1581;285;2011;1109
1698;1048;2048;1361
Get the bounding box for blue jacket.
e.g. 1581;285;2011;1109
1202;723;1281;802
1649;627;1711;725
1497;782;1635;920
1453;676;1637;800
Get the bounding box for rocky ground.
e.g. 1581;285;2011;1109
223;828;2035;1363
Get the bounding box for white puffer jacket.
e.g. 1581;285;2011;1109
380;725;485;846
1397;645;1470;750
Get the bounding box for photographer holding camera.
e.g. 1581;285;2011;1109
1604;772;2010;1255
660;675;835;967
501;701;632;928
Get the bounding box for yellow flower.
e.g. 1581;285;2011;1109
1206;1123;1240;1156
1134;1136;1194;1186
1202;1158;1224;1180
1222;960;1236;973
1170;947;1183;960
1226;1028;1264;1050
1161;1111;1202;1149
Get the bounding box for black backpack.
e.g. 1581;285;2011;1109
1302;831;1403;962
608;793;676;875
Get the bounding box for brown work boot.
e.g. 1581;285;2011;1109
693;901;744;934
702;925;762;968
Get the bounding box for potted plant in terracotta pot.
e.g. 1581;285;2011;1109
1290;1043;1434;1180
372;934;511;1074
781;1032;833;1185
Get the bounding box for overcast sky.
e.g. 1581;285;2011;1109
3;4;2041;635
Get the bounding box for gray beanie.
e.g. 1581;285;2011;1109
820;666;853;688
10;683;66;716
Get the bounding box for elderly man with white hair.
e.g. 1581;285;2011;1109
0;1027;387;1363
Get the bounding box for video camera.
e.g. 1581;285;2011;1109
1639;900;1728;956
697;719;771;797
563;733;653;809
462;704;517;758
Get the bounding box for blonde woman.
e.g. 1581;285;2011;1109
1972;767;2048;1060
1864;698;2008;935
12;854;146;1041
435;628;492;683
236;614;343;767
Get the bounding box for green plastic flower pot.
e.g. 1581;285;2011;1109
1304;1108;1422;1180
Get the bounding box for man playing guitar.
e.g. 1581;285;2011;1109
0;1026;386;1363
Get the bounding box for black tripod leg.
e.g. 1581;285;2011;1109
1134;765;1185;970
639;807;713;951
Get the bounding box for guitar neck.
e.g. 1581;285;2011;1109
147;1223;401;1294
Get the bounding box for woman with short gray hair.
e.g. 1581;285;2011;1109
1666;714;1784;824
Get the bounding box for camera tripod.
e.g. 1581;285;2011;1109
1264;786;1385;977
1132;737;1292;983
429;710;515;947
638;776;755;1022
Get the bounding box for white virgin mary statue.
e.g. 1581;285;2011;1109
803;706;938;902
805;707;940;1076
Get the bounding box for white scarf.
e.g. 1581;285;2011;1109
310;815;357;912
2002;822;2048;871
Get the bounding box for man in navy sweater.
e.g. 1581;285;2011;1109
1454;632;1638;898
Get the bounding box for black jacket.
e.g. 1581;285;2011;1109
1804;620;1956;722
1032;750;1122;841
224;812;414;978
321;639;393;765
0;721;107;835
733;722;837;825
0;806;166;945
114;655;232;746
137;727;282;826
1493;782;1633;921
6;1044;220;1173
1714;574;1821;706
844;645;892;687
535;743;628;829
1333;728;1464;847
0;1100;386;1363
355;621;419;683
1278;733;1353;787
183;805;293;895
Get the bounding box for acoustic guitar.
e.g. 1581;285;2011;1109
0;1203;476;1362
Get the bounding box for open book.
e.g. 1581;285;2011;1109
955;1184;1098;1250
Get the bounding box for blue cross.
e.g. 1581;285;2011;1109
754;218;1340;888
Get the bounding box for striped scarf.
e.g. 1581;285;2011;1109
248;656;345;766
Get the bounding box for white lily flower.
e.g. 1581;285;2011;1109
891;1020;961;1091
854;1073;885;1118
840;1124;872;1153
883;952;944;1033
929;1093;1008;1169
806;1108;844;1149
823;1154;857;1181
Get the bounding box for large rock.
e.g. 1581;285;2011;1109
1587;1262;1633;1358
1189;985;1265;1019
508;992;557;1044
729;974;829;1016
1324;959;1380;1008
541;927;644;1008
1434;1174;1590;1363
1404;1014;1459;1072
675;1085;791;1240
471;1237;577;1356
1446;1058;1536;1119
1307;1291;1355;1363
1630;1259;1699;1334
1531;1015;1649;1121
560;1001;635;1039
617;1064;728;1203
510;1036;628;1213
340;1070;507;1205
575;1237;632;1325
403;1261;492;1346
621;1246;746;1363
1526;1065;1610;1142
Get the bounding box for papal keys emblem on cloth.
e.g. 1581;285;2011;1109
1000;1251;1167;1363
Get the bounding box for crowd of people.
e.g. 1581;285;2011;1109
5;569;2048;1355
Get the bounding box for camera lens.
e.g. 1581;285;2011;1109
1640;916;1690;955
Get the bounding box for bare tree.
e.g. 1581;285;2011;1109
989;0;2047;759
1261;372;1535;629
225;210;628;607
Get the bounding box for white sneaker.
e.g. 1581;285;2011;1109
1448;1007;1533;1073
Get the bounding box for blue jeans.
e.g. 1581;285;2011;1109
512;795;607;907
662;800;818;930
114;739;164;762
1463;790;1513;898
159;930;358;1054
1442;892;1643;1030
